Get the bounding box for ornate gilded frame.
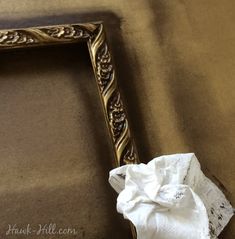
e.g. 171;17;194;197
0;22;139;237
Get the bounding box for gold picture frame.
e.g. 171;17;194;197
0;22;139;238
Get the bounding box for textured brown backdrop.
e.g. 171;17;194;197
0;0;234;238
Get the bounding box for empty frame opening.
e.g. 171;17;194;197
0;44;130;238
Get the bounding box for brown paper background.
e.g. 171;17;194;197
0;0;234;238
0;44;132;239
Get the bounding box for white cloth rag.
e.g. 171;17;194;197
109;153;234;239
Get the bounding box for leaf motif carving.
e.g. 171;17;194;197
0;30;38;45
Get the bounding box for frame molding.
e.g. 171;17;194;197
0;22;139;238
0;22;139;166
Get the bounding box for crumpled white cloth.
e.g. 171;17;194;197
109;153;234;239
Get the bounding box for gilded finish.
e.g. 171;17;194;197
88;24;138;166
0;24;93;47
0;22;139;238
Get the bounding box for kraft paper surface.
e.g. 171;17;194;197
0;0;234;238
